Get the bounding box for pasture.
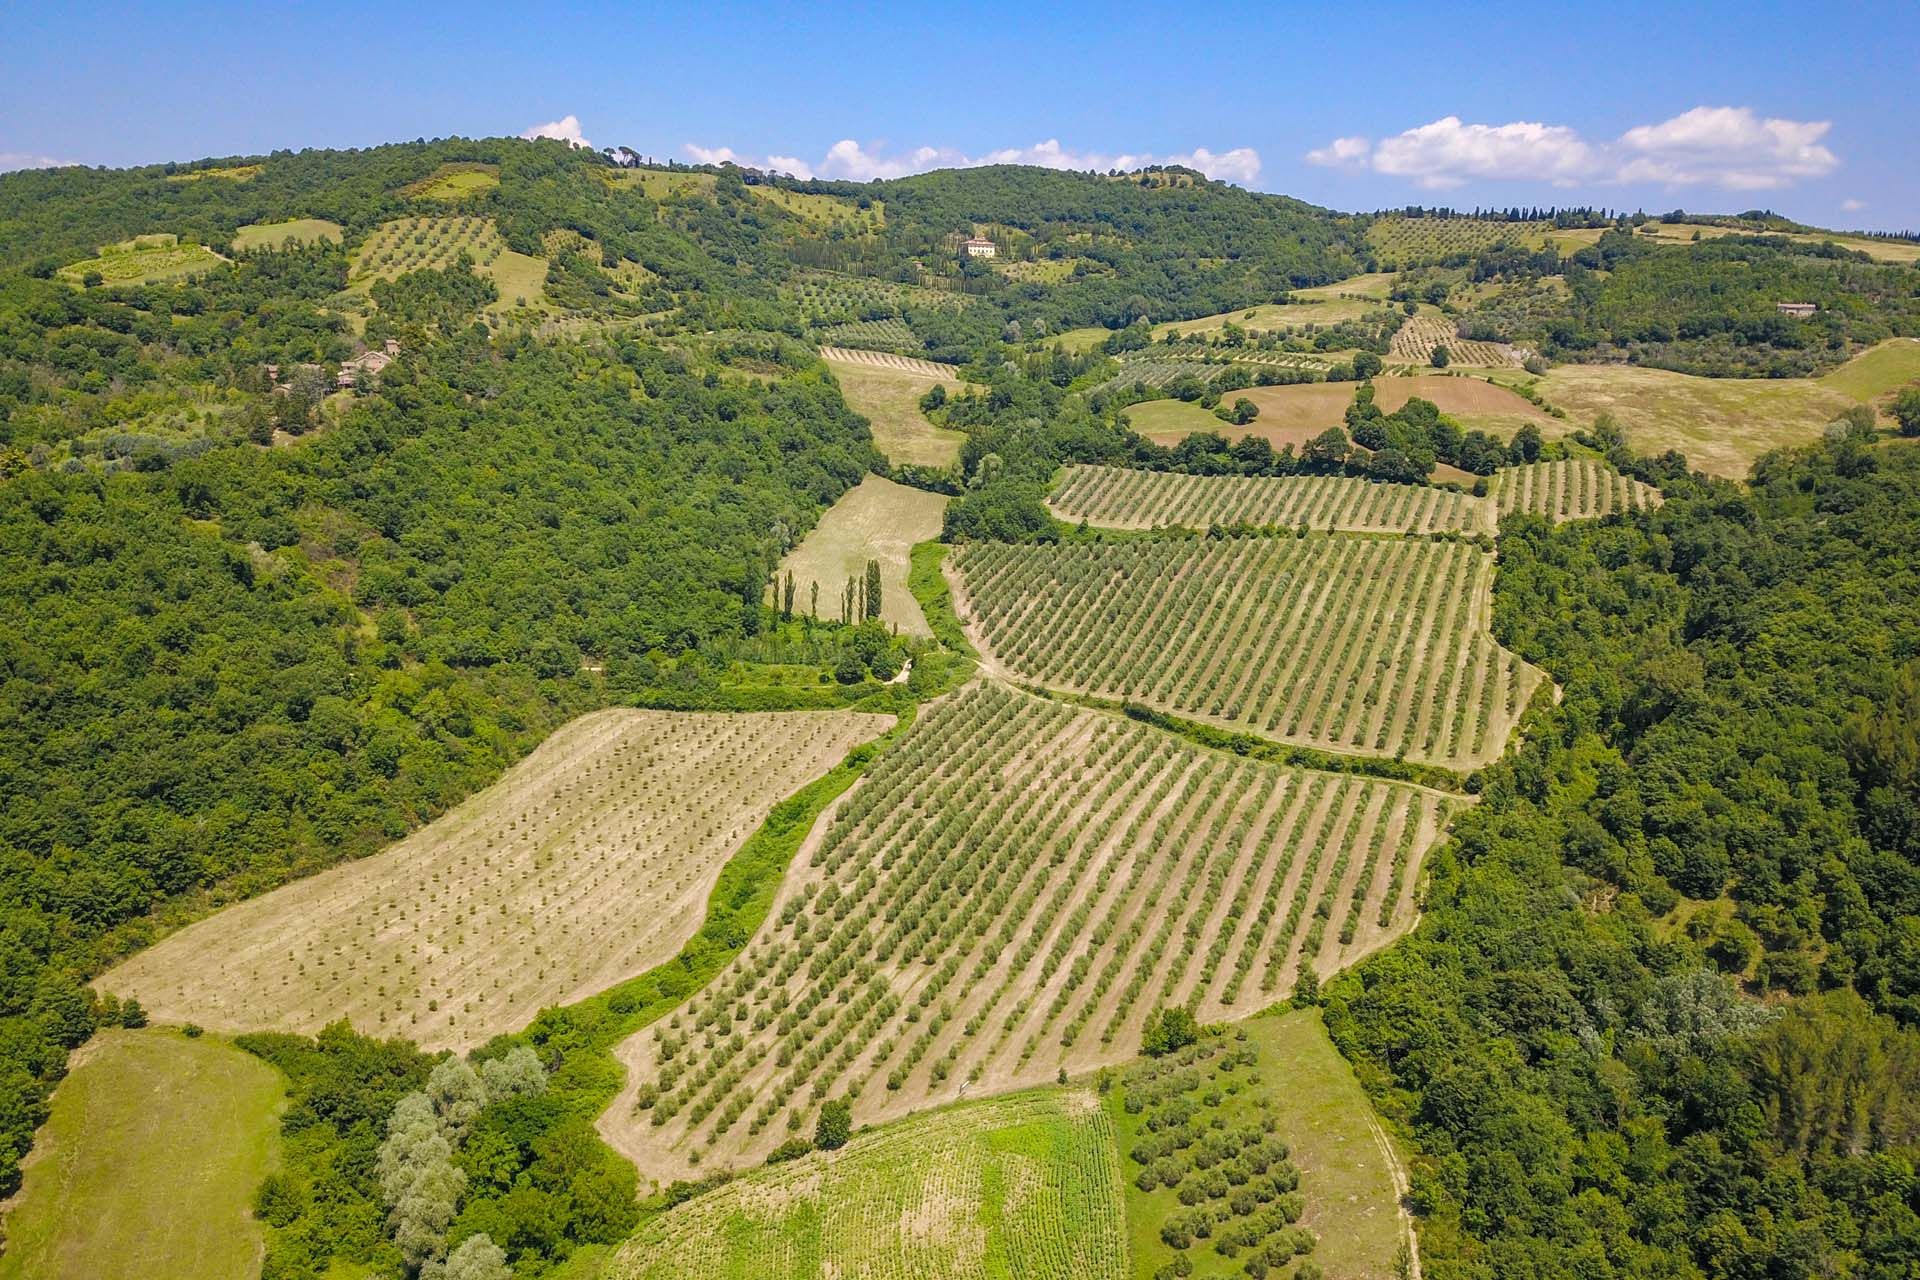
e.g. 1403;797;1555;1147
1126;376;1554;450
232;218;344;252
0;1029;283;1280
1818;337;1920;402
748;185;883;231
821;350;966;467
604;168;719;199
1050;464;1492;535
166;163;262;183
59;234;225;286
952;536;1544;770
778;475;949;636
607;1090;1126;1280
1547;220;1920;264
99;708;893;1050
600;683;1449;1181
1515;363;1858;477
1369;216;1550;265
1493;459;1662;522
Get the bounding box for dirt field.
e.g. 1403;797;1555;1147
821;351;967;468
98;708;893;1051
599;682;1452;1183
0;1029;283;1280
779;475;949;636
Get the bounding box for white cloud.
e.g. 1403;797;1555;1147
1305;136;1370;170
521;114;591;149
0;151;72;172
680;138;1261;185
1307;106;1838;192
1841;197;1867;212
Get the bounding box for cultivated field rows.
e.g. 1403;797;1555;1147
950;537;1545;770
100;709;893;1051
600;683;1449;1181
1493;458;1664;522
1050;464;1495;535
608;1089;1126;1279
819;346;953;379
1389;314;1522;368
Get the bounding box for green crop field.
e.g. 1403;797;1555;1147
777;475;949;635
232;217;344;252
952;537;1544;770
0;1029;283;1280
598;683;1448;1183
1493;459;1662;522
59;234;226;287
1050;464;1493;535
607;1090;1126;1280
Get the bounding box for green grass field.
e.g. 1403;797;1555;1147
59;234;226;287
0;1029;283;1280
604;168;719;200
1818;338;1920;402
406;162;501;200
232;218;344;252
606;1089;1127;1280
748;185;883;230
1110;1010;1410;1280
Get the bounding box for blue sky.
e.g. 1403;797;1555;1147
3;0;1915;229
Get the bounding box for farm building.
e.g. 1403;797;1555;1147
337;339;402;389
963;236;997;258
1775;301;1817;318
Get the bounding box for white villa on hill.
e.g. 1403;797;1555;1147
963;237;996;258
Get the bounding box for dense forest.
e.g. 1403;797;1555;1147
1329;439;1920;1278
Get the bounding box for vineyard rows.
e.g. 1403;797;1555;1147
1049;464;1494;535
951;536;1545;770
820;346;955;379
102;709;891;1051
1494;458;1663;522
608;1090;1126;1280
1389;314;1522;368
600;683;1446;1179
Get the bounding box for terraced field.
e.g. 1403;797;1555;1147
1389;314;1521;368
607;1090;1125;1280
818;345;953;378
600;684;1448;1180
1493;459;1662;522
1050;464;1493;535
951;537;1544;770
100;709;892;1051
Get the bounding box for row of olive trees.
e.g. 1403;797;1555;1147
377;1047;547;1278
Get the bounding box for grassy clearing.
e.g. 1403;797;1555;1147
1818;337;1920;402
953;537;1541;770
747;185;883;230
822;352;965;467
59;234;225;286
1511;363;1857;478
607;1089;1126;1280
100;709;893;1051
777;475;949;636
1128;377;1553;450
404;162;500;200
1051;464;1492;535
602;682;1448;1181
348;214;551;318
232;218;344;252
604;169;719;199
1547;220;1920;264
166;163;262;183
0;1029;283;1280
